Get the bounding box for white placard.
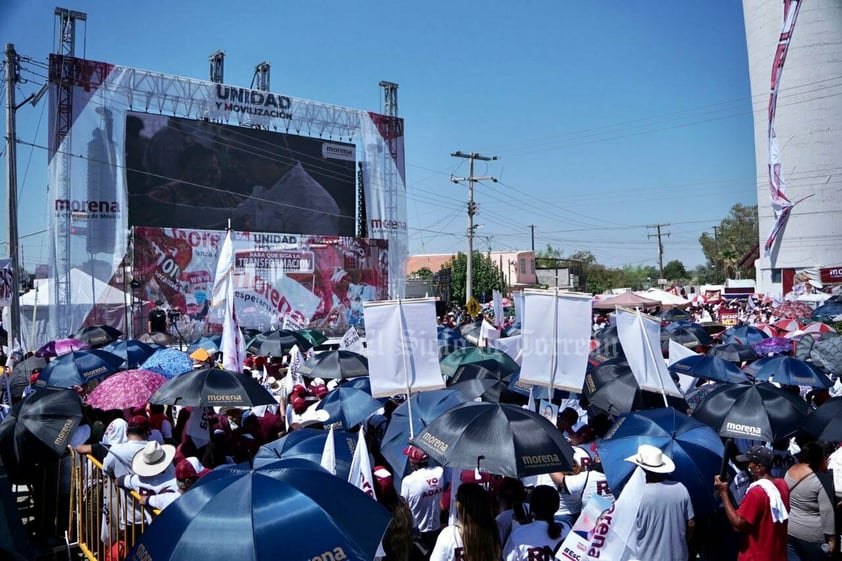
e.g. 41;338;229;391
519;289;593;392
616;307;682;398
362;298;444;398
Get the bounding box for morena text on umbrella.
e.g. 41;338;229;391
725;422;762;438
54;419;74;447
306;547;348;561
522;453;563;467
83;366;110;379
206;394;244;402
419;432;449;453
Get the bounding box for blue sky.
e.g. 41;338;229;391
1;0;758;272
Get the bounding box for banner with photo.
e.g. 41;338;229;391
131;227;388;339
43;54;406;343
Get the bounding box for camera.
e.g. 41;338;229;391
167;309;182;321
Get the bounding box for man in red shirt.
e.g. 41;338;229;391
714;445;790;561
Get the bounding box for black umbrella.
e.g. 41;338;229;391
582;359;687;416
71;324;123;348
445;359;516;403
659;308;692;322
691;382;809;442
137;331;178;346
663;326;713;349
707;343;758;363
0;388;83;463
246;330;313;356
102;339;158;369
9;356;47;400
297;350;368;380
799;397;842;441
149;367;276;408
412;401;576;478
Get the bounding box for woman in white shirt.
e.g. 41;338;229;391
430;483;501;561
503;485;564;561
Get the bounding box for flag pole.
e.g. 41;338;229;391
548;288;559;401
397;298;416;439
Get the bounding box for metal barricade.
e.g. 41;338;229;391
68;449;159;561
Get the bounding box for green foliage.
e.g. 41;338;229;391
535;244;563;259
663;260;688;281
698;204;758;283
410;267;434;281
622;264;659;290
444;251;504;304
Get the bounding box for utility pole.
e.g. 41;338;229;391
529;224;535;252
5;43;21;349
647;223;671;281
712;226;718;241
451;151;497;304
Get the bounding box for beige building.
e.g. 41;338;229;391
406;251;538;291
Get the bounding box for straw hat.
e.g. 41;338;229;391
624;444;675;474
132;441;176;477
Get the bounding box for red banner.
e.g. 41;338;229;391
820;267;842;284
132;227;388;337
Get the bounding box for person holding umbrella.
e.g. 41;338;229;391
714;445;790;561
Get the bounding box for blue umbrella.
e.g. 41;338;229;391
141;347;194;379
597;408;725;515
187;335;222;354
126;458;391;561
254;428;357;479
316;386;383;429
668;355;748;384
743;356;832;388
720;325;769;346
381;389;468;479
437;325;470;358
813;302;842;321
34;349;124;388
102;339;157;369
338;377;389;405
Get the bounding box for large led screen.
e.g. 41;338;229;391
125;112;357;235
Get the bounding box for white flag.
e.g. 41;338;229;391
185;407;211;449
347;428;375;498
320;425;337;476
211;230;246;372
340;326;366;355
493;290;504;328
668;339;698;394
487;333;522;366
519;289;593;392
513;291;524;329
584;466;645;561
526;386;535;412
479;320;499;348
363;298;444;398
616;308;682;399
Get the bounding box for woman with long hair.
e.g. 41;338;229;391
503;485;564;560
430;483;502;561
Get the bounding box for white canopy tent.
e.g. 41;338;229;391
3;268;132;352
635;288;690;308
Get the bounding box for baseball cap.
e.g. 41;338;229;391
403;445;428;463
372;465;393;497
311;384;329;398
127;415;150;433
736;445;774;467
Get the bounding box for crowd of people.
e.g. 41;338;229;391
2;289;842;561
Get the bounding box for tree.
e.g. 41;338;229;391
663;260;688;281
535;244;563;259
698;204;758;282
444;251;504;304
410;267;433;281
623;264;659;290
567;251;626;295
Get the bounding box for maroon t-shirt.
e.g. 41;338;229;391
736;478;790;561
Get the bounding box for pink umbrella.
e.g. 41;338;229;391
35;338;91;358
86;369;168;411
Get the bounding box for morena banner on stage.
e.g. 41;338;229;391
132;227;388;337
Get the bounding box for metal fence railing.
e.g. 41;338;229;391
68;450;159;561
